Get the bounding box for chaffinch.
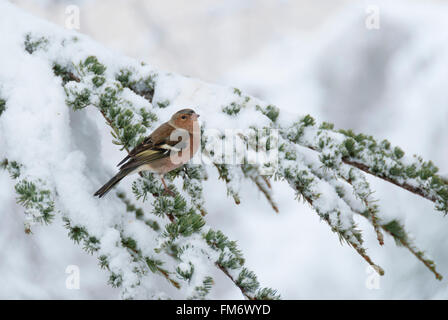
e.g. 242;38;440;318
94;108;200;198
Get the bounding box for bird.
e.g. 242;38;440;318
94;108;200;198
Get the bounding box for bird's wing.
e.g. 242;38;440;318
117;122;175;167
117;122;184;171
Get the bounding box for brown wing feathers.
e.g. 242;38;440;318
116;122;179;171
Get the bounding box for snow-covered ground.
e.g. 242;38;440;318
1;0;448;299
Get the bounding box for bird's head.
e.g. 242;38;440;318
170;109;200;133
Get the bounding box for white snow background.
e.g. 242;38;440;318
1;0;448;299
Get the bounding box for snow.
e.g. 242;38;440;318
222;0;448;299
0;2;166;299
1;0;278;299
1;0;448;299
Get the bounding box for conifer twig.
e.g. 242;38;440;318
216;263;255;300
342;158;443;204
301;193;385;276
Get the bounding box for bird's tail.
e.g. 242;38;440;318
94;168;132;198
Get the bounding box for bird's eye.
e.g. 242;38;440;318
181;115;187;119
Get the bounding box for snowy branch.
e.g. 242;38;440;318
0;2;447;300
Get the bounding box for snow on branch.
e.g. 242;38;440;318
284;119;448;213
0;2;447;300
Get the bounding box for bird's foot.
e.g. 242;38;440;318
161;177;176;197
163;187;176;197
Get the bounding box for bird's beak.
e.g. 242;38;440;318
192;113;200;120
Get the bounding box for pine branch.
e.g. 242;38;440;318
269;113;443;277
342;158;444;205
276;140;385;275
382;220;442;280
1;158;55;229
325;175;442;280
241;165;279;213
216;263;255;300
281;116;448;214
55;55;278;299
3;21;446;299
